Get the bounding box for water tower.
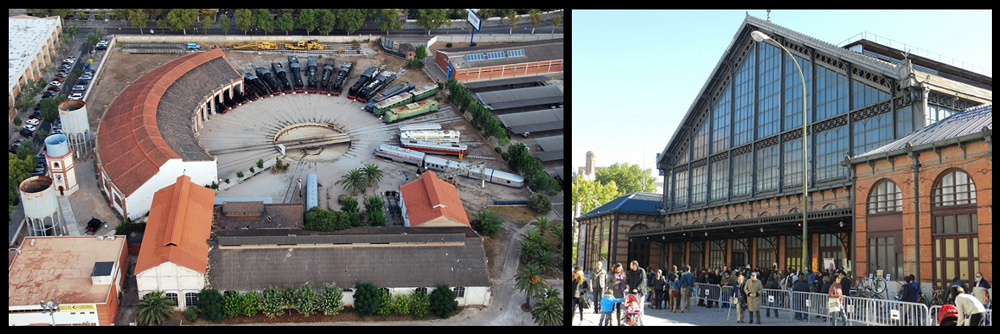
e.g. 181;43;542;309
57;99;92;158
19;176;66;236
45;134;79;196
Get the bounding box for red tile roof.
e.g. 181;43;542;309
96;48;234;196
399;171;470;227
134;175;215;275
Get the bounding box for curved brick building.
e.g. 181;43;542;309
95;48;243;220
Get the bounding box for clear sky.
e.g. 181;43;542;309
571;9;992;191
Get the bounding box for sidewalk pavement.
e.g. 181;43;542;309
571;299;840;327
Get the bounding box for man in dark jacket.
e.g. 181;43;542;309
706;269;720;308
792;275;811;320
652;269;667;309
764;272;781;318
900;274;920;303
626;260;648;324
838;270;853;297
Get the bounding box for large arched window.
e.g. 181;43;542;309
933;169;977;208
931;169;979;289
868;179;903;214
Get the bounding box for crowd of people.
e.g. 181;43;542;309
574;261;991;326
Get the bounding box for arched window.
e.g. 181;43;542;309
823;204;838;210
868;179;903;214
734;215;745;220
933;169;977;207
931;169;979;289
759;212;771;217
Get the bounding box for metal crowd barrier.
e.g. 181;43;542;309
844;295;927;326
761;289;790;313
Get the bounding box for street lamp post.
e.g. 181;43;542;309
39;297;60;326
751;30;809;274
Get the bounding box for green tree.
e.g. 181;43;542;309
594;162;657;195
316;9;336;36
362;163;383;188
166;9;198;35
9;152;36;214
13;116;22;127
63;23;80;40
550;14;561;36
340;196;362;227
365;195;386;226
336;8;365;35
390;293;411;315
241;291;259;317
86;31;102;49
529;9;543;35
296;283;319;317
319;283;344;315
506;10;518;34
474;210;504;236
202;13;213;34
530;216;551;237
220;14;231;35
529;193;552;213
223;290;241;318
253;9;274;34
553;225;564;250
410;289;430;319
476;9;492;22
234;9;253;35
369;210;387;227
276;12;294;35
261;286;283;318
415;45;428;60
304;207;351;231
571;177;619;216
515;264;546;306
342;168;367;195
296;9;318;35
376;289;393;315
135;291;174;326
377;8;402;36
429;285;459;319
353;282;380;317
416;9;449;35
531;287;563;326
197;289;225;322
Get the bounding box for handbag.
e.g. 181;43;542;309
828;298;842;313
582;293;593;309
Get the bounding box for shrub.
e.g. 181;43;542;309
224;178;230;184
223;290;241;318
429;284;458;319
391;293;411;315
184;306;199;322
281;284;297;312
236;171;245;178
470;42;477;47
249;167;255;173
474;210;504;236
304;207;351;231
261;286;283;318
445;42;452;48
296;283;319;317
197;289;225;322
319;283;344;315
13;116;21;126
354;282;381;317
494;146;502;155
377;289;393;316
528;193;552;213
256;158;264;169
410;289;430;319
241;291;259;317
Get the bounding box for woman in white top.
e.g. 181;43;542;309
951;286;987;326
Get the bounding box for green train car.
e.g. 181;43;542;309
384;100;439;123
372;92;414;116
410;82;440;101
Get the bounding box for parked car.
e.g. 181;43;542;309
25;118;40;126
20;128;33;137
23;124;37;132
95;40;108;50
79;73;93;80
49;81;62;87
52;77;65;83
41;91;54;98
77;78;89;85
56;70;67;77
47;86;59;92
68;92;83;100
72;84;86;91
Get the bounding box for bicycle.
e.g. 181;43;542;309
855;274;887;299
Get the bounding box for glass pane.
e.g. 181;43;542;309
973;238;978;257
960;261;969;281
879;239;887;272
959;238;968;257
888;239;896;278
972;214;977;233
936;259;942;282
945;239;954;258
935;239;940;257
869;238;876;266
946;261;955;280
944;216;956;234
958;215;970;233
936;216;943;233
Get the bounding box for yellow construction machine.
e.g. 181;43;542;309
233;41;279;50
285;40;324;51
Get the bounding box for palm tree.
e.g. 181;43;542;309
342;169;367;195
362;163;383;188
530;216;551;237
531;287;563;326
552;225;564;250
518;236;540;265
136;291;174;326
514;264;546;307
